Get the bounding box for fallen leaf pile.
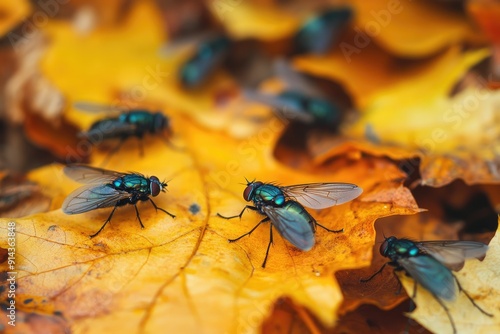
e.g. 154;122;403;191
1;1;499;333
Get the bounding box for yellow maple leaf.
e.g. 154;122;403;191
346;0;484;57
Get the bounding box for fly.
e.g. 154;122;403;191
243;89;342;127
179;34;231;88
361;236;493;333
75;102;173;164
243;59;345;128
293;7;353;54
218;180;362;267
62;164;175;237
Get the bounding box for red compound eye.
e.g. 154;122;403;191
380;236;396;256
379;239;389;256
150;176;161;196
243;181;262;201
243;185;253;201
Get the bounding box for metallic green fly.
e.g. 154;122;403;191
361;236;492;334
218;180;362;267
62;164;175;237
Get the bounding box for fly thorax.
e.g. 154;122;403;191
243;181;263;202
130;112;150;126
260;192;279;205
118;114;128;122
407;246;419;257
112;178;124;189
273;194;285;206
118;175;148;192
254;185;284;207
394;244;419;258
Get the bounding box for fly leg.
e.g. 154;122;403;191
90;204;119;238
403;282;418;334
161;135;185;152
149;198;175;218
262;221;274;268
138;137;145;157
430;293;456;334
217;205;258;220
393;267;407;295
454;274;493;317
228;217;269;243
314;221;343;233
134;204;145;229
394;279;403;295
360;262;388;282
411;280;417;298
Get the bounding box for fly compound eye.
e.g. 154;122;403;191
380;236;396;256
243;185;253;201
150;176;162;196
379;240;389;256
380;236;397;256
243;181;262;201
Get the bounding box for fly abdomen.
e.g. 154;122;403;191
83;119;133;140
281;201;313;223
413;255;456;301
121;111;154;133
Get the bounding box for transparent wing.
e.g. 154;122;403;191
282;183;362;209
398;255;456;301
64;164;123;184
416;241;488;271
243;89;315;123
62;184;131;214
74;101;126;113
262;203;315;251
160;31;219;55
273;59;324;98
81;120;138;138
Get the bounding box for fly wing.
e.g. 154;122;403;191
416;240;488;271
64;164;123;184
62;184;130;214
262;203;315;251
273;59;324;99
81;119;138;139
398;255;456;301
160;31;220;55
282;183;362;209
74;102;126;113
243;89;315;123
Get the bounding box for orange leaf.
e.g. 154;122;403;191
0;107;422;333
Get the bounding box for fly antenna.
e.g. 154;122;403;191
241;177;253;185
162;178;171;191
